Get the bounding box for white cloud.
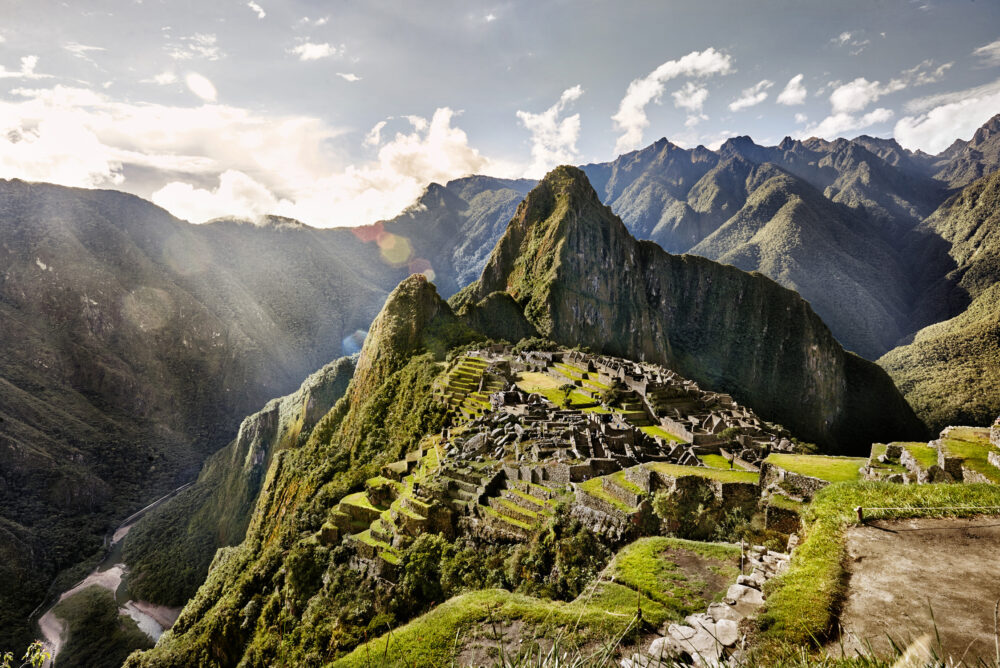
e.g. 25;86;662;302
63;42;106;63
485;13;497;22
289;42;342;61
973;39;1000;67
832;31;869;54
247;1;266;19
799;107;894;139
0;55;53;80
830;62;952;114
895;79;1000;153
0;84;513;227
152;108;507;226
364;120;388;147
185;73;217;102
145;71;177;85
830;77;885;113
776;74;807;105
516;85;584;177
298;16;329;27
336;72;361;82
671;82;709;112
794;112;808;124
612;47;732;154
168;33;222;61
729;79;773;111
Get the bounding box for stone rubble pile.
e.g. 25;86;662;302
621;545;792;668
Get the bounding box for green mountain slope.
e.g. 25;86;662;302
691;163;912;358
452;166;925;452
932;113;1000;189
0;180;398;650
880;169;1000;431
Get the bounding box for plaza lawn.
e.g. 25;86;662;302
763;453;866;483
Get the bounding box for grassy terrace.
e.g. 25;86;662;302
578;477;637;514
757;483;1000;648
645;461;759;484
938;427;1000;482
698;453;732;469
900;442;939;471
639;424;687;443
608;537;740;619
867;444;907;474
334;584;673;668
763;453;866;483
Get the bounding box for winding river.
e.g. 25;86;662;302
36;482;193;665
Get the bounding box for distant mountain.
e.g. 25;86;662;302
0;180;400;649
452;166;925;452
931;113;1000;189
880;169;1000;431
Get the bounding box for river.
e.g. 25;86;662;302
36;482;193;665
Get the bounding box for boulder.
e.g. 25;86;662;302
715;618;740;647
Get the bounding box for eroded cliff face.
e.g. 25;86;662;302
461;166;925;452
123;356;358;606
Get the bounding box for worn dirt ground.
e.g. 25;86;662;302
830;516;1000;664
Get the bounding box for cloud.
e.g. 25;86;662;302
152;108;506;226
364;120;388;147
144;71;177;85
516;85;584;177
298;16;329;27
336;72;361;82
799;107;894;139
973;39;1000;67
830;61;952;114
168;33;222;61
185;73;217;101
671;82;709;112
0;84;512;227
895;79;1000;153
729;79;773;111
0;55;53;80
612;47;732;154
485;13;497;22
831;31;869;55
794;112;808;124
63;42;106;64
247;1;266;19
776;74;807;105
289;42;342;61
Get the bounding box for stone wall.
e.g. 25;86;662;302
759;461;829;500
764;505;801;534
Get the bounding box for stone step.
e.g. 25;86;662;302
488;497;539;523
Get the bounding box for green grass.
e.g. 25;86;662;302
764;454;866;483
940;430;1000;482
332;583;671;668
481;505;534;530
645;461;759;484
608;470;644;496
639;424;687;443
608;537;740;619
768;494;806;512
899;442;938;471
533;387;597;409
340;491;385;512
757;482;1000;648
578;477;636;514
698;453;733;469
507;487;553;509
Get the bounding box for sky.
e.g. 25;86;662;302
1;0;999;228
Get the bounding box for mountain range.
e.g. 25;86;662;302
2;115;999;653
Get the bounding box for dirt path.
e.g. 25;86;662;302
830;516;1000;664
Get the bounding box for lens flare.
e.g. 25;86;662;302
341;329;367;355
377;232;412;265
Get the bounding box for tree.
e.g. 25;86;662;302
558;383;576;408
2;641;51;668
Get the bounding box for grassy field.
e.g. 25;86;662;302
639;424;687;443
940;428;1000;483
757;482;1000;649
764;454;866;483
899;442;939;471
578;477;637;513
646;461;759;484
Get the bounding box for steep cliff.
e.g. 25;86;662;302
122;356;357;606
455;166;925;452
